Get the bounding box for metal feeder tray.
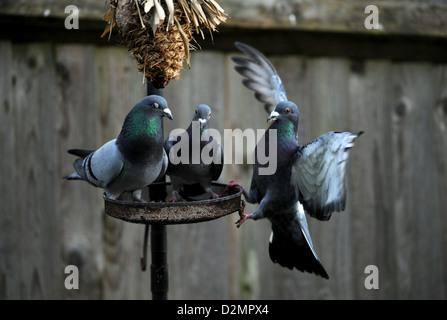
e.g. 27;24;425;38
104;182;243;224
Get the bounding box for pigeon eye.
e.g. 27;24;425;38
153;103;160;109
195;110;198;114
208;112;212;117
285;108;291;114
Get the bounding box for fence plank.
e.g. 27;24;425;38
54;44;105;299
347;60;397;299
5;43;63;299
0;41;20;299
391;63;447;299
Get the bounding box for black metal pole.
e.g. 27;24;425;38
146;81;169;300
150;224;168;300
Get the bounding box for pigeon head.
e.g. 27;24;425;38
267;101;299;124
137;95;173;120
122;95;173;137
117;95;173;161
193;104;212;130
267;101;299;143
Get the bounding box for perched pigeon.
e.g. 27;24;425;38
164;104;223;202
230;42;362;278
65;95;173;201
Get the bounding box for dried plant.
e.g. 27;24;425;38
102;0;228;88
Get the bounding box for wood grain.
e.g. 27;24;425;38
1;37;447;299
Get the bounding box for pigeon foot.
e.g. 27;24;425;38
235;201;251;228
221;180;247;198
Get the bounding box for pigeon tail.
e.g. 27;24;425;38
269;219;329;279
63;172;82;180
65;149;92;181
63;157;88;181
67;149;94;158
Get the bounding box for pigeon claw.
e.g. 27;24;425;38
168;191;179;203
235;200;251;228
168;196;177;203
221;180;246;197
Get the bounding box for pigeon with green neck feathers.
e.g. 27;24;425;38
65;95;173;201
164;104;223;202
229;42;363;279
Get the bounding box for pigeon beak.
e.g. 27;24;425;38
163;108;173;120
267;111;279;123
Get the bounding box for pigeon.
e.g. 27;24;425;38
164;104;223;202
65;95;173;202
229;42;362;278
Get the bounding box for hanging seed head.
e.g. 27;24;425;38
103;0;228;89
119;1;192;88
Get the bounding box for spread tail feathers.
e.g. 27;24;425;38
269;227;329;279
269;213;329;279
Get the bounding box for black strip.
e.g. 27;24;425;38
86;153;98;182
2;15;447;62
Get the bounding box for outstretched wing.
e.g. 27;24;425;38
232;42;287;113
293;131;363;221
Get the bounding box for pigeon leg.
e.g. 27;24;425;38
132;189;147;203
168;190;179;203
237;195;270;228
236;200;252;228
204;186;220;199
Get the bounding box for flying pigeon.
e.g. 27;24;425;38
65;95;173;202
230;42;362;278
164;104;223;202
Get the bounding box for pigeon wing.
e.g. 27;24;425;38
232;42;287;113
155;148;169;181
84;139;124;188
293;131;362;221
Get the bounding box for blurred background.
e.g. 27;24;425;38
1;0;447;299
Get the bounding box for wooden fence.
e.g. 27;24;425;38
1;0;447;300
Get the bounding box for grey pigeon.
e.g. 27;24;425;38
65;95;173;201
229;42;362;278
164;104;223;202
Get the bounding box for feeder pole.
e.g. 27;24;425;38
147;82;168;300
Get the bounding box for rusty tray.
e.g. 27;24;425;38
104;182;242;225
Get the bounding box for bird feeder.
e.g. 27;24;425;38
103;181;243;300
105;183;243;225
100;0;233;300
